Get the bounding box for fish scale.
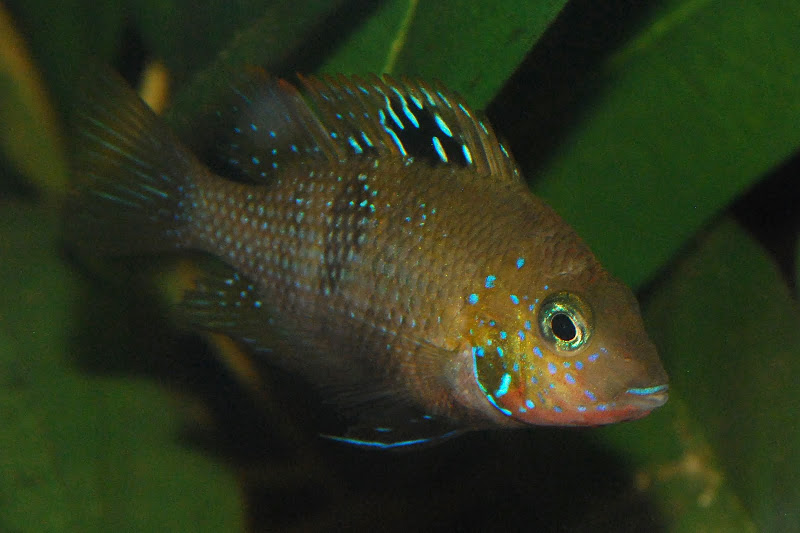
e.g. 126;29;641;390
66;69;668;449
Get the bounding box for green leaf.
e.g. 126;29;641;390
0;202;243;532
4;0;122;115
0;4;67;197
322;0;569;107
529;1;800;288
597;217;800;531
167;0;569;128
163;0;346;134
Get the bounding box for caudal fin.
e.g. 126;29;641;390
65;70;198;256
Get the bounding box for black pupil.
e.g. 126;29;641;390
551;313;577;341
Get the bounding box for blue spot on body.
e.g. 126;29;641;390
563;361;571;368
489;320;496;327
597;404;608;411
495;373;512;397
584;390;597;401
497;346;504;358
588;353;599;362
525;399;535;409
510;294;520;305
485;275;496;288
499;330;508;339
468;293;479;305
544;285;549;290
524;320;531;330
513;362;519;372
553;406;563;413
516;257;525;269
534;346;543;358
548;362;557;374
565;373;576;384
575;361;584;370
577;405;587;412
518;330;525;340
530;376;538;384
472;346;485;358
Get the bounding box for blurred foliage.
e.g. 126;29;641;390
2;0;800;531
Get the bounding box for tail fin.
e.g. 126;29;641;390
65;70;199;256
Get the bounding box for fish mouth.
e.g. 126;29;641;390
624;384;669;411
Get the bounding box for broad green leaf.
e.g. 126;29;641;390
168;0;569;128
0;202;243;532
131;0;285;85
530;1;800;288
164;0;346;134
322;0;569;108
796;235;800;301
4;0;122;116
0;4;67;197
597;217;800;531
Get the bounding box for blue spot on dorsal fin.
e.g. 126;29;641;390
298;73;524;183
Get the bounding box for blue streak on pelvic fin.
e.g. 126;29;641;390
321;431;462;449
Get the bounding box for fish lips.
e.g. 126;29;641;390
623;383;669;411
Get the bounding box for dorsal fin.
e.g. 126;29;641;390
212;70;522;184
211;68;345;182
299;73;523;182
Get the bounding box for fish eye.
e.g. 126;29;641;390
551;313;577;341
538;292;592;351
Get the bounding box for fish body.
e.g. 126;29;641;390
67;70;668;448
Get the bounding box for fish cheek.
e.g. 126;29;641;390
469;329;536;419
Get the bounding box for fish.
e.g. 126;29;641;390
65;68;668;449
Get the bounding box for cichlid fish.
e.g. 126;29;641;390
66;69;668;449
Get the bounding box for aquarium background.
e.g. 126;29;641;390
2;0;800;531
